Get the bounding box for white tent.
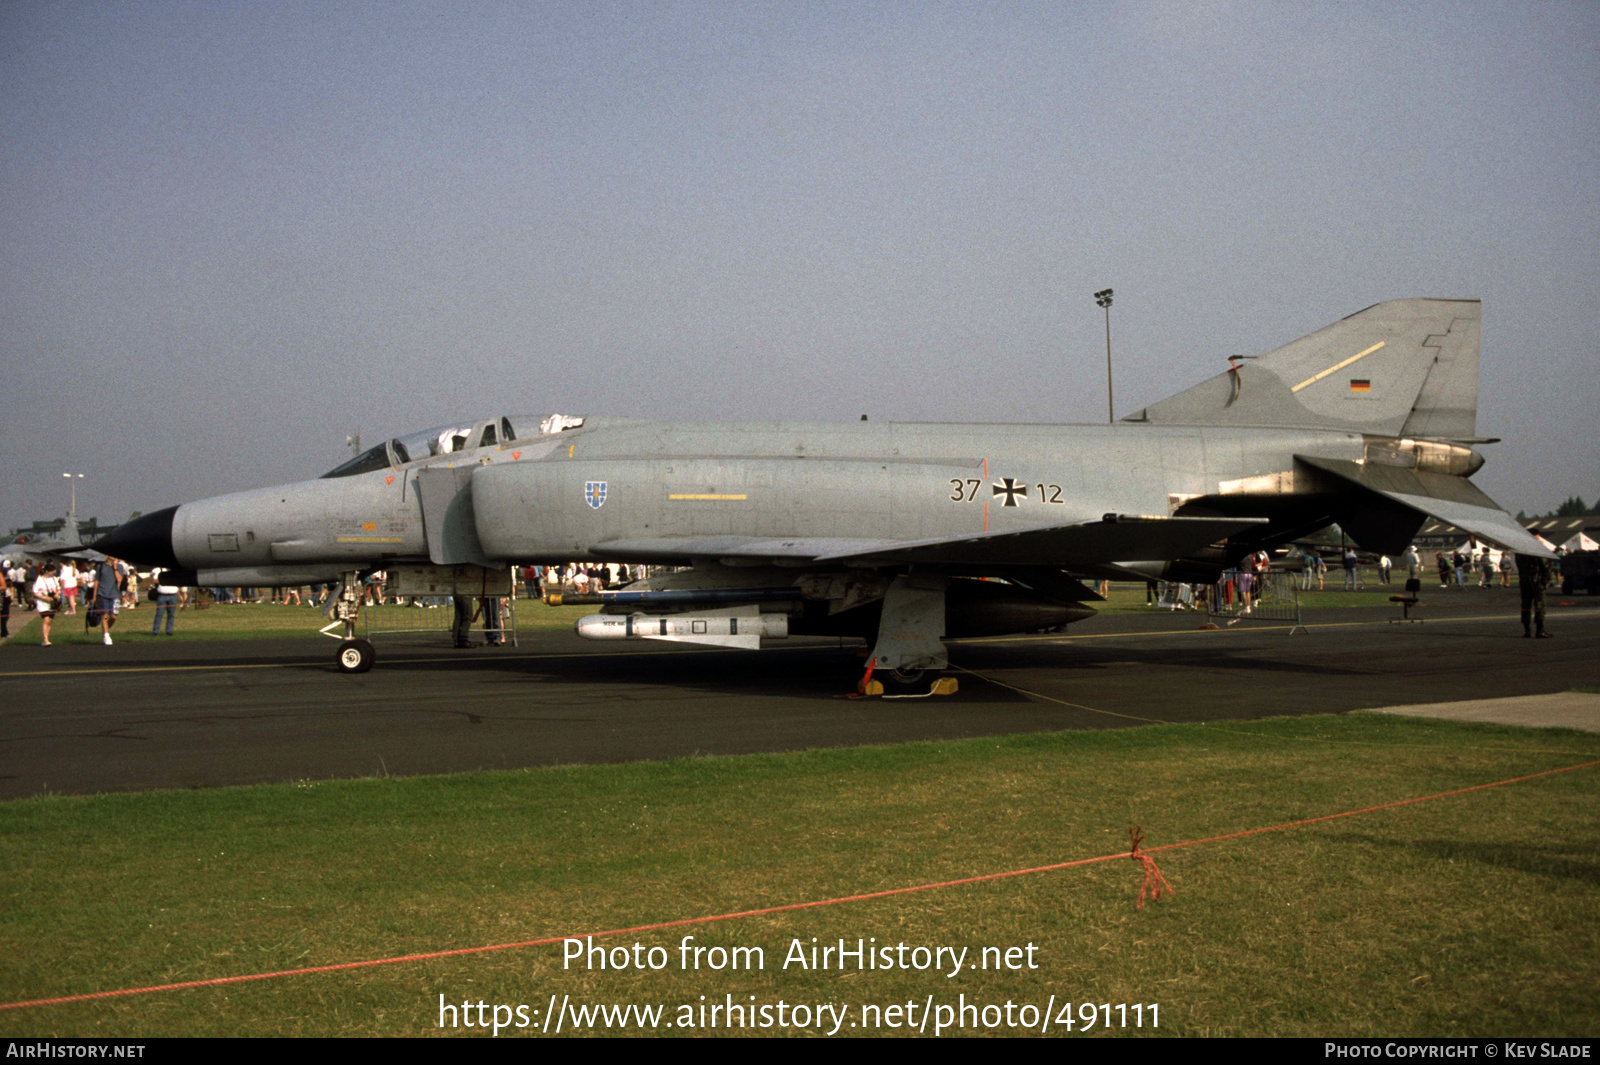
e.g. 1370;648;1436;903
1455;540;1505;570
1562;532;1598;552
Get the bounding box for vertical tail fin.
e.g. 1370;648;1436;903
1126;298;1481;438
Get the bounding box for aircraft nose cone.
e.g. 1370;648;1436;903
93;505;179;568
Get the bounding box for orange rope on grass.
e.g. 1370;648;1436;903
3;757;1595;1012
1130;826;1175;909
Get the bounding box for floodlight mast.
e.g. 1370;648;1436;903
1094;288;1114;424
63;472;82;516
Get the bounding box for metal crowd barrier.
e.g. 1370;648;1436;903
360;564;519;647
1204;570;1307;635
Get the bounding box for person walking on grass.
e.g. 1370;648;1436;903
92;555;123;645
1;558;13;638
32;562;61;646
60;560;79;614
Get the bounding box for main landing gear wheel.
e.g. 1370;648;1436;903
336;638;375;674
878;666;936;695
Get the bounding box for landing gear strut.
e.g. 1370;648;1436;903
324;570;375;673
860;575;958;696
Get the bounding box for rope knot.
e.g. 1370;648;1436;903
1129;826;1174;909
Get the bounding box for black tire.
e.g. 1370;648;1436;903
336;638;375;674
878;666;937;695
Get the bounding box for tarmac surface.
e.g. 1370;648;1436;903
2;595;1598;799
1366;691;1600;732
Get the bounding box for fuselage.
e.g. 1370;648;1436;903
126;417;1372;575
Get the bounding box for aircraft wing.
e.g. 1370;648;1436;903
1295;455;1554;558
36;544;106;563
597;515;1265;568
595;536;904;562
813;515;1266;566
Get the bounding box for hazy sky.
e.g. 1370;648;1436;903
4;1;1597;529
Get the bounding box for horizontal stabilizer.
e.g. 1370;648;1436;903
1296;455;1553;558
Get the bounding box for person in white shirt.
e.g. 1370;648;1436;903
33;563;62;646
150;567;181;635
60;561;79;614
1403;547;1422;580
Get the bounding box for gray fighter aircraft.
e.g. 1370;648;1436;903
96;298;1551;686
2;499;101;569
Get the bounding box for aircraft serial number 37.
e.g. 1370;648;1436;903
99;298;1548;691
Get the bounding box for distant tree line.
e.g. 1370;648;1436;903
1516;496;1600;522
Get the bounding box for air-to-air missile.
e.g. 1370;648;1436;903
95;298;1550;690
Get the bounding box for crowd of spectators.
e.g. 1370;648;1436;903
0;545;1568;645
1;554;155;645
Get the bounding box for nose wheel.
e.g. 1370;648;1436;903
336;638;375;674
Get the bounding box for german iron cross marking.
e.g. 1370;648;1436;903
993;478;1027;507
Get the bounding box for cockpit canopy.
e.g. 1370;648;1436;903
320;414;585;478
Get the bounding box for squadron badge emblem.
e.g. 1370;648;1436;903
584;481;608;509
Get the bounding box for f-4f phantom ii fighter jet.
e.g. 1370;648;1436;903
2;498;102;569
97;298;1551;686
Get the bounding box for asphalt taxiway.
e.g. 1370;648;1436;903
2;596;1597;799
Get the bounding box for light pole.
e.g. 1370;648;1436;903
1094;288;1114;423
63;472;83;540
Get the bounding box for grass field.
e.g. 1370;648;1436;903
2;599;596;645
2;713;1596;1037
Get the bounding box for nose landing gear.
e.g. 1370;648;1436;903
322;570;374;673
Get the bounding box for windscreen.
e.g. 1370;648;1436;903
320;443;392;479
